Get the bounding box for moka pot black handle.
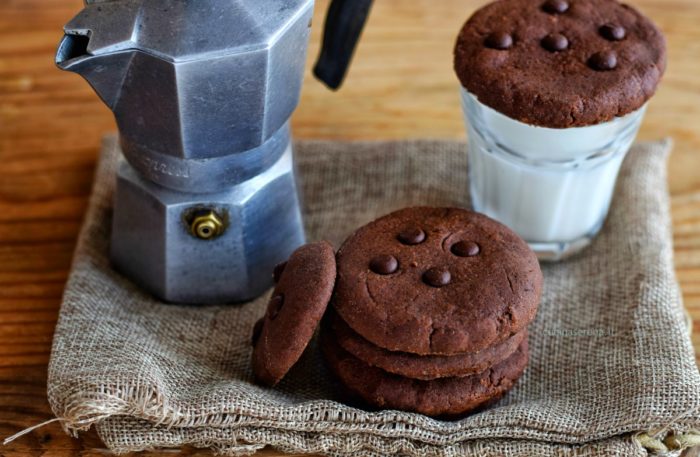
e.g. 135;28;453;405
313;0;374;90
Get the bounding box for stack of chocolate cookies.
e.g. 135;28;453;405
252;207;542;418
322;207;542;416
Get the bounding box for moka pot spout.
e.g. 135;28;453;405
57;32;133;110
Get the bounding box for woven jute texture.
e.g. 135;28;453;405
48;137;700;456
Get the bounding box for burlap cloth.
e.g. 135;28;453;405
47;137;700;456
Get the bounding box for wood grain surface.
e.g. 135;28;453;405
1;0;699;455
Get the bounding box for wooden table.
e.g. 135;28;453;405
1;0;698;455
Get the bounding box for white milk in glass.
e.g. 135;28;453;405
461;88;646;260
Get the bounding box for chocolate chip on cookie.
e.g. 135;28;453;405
369;255;399;275
541;33;569;52
600;23;626;41
422;267;451;287
451;240;480;257
333;207;542;356
589;50;618;71
484;32;514;50
252;241;336;386
397;226;426;245
542;0;569;14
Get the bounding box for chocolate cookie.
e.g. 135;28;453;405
321;328;529;417
454;0;666;128
252;241;336;386
333;207;541;356
328;309;527;380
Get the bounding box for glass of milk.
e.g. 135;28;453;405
461;88;646;260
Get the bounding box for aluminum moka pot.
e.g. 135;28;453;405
56;0;375;304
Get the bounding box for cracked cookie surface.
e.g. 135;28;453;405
333;207;542;355
321;327;529;417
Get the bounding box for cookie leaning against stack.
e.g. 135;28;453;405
251;207;543;418
322;207;542;416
